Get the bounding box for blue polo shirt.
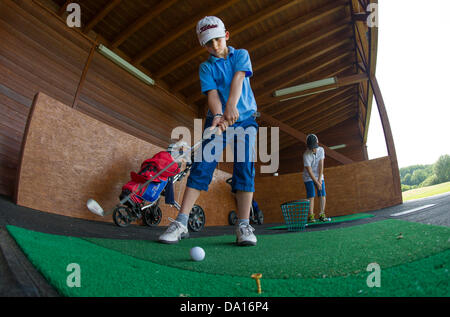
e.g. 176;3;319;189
199;46;257;122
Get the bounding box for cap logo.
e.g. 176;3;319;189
200;24;218;34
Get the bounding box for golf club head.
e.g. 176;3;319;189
87;198;104;217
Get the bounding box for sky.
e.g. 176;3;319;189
366;0;450;168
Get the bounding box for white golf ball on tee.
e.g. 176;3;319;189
190;246;205;261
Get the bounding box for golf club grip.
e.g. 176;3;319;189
118;126;220;205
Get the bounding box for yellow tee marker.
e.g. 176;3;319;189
251;273;262;294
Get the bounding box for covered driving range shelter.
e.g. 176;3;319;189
0;0;401;226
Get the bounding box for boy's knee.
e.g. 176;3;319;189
186;161;217;192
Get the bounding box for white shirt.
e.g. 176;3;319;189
303;147;325;182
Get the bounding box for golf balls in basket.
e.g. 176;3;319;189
190;246;205;261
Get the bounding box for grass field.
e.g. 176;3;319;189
402;181;450;201
5;220;450;297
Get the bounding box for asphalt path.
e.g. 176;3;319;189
372;191;450;227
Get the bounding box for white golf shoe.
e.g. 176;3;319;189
236;223;257;246
158;218;189;244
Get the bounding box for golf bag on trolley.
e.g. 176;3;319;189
120;151;179;206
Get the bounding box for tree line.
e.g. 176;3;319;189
400;154;450;192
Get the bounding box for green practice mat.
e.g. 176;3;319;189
267;213;375;230
5;220;450;297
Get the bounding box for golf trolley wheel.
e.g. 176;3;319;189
228;210;238;226
143;205;162;227
254;210;264;225
113;206;133;227
188;204;205;232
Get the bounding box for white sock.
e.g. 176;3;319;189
176;213;188;227
238;219;250;226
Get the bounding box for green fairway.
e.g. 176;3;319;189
5;220;450;297
403;181;450;201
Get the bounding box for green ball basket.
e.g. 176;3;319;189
280;199;310;232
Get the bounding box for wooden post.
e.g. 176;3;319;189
368;75;402;200
72;40;97;108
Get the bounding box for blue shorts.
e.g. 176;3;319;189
304;180;326;198
187;115;258;192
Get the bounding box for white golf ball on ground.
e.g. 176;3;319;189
190;246;205;261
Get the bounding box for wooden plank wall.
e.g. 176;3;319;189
254;156;403;224
0;0;197;197
16;93;236;227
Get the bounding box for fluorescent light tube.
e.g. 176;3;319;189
274;77;336;97
279;87;337;102
97;44;155;85
329;144;346;150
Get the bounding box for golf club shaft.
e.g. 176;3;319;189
96;111;260;216
116;112;260;206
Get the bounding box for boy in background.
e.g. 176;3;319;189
303;134;330;222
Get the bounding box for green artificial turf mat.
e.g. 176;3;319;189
267;213;375;230
84;219;449;279
5;221;450;297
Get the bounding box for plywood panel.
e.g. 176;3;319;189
15;93;236;227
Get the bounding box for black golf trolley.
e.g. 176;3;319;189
226;178;264;226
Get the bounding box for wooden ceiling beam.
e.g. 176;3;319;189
278;134;301;151
155;0;303;79
279;114;356;151
240;0;348;60
84;0;122;33
369;74;402;197
358;98;366;122
258;112;353;164
133;0;240;65
357;0;370;10
57;0;71;16
171;0;348;92
279;108;358;151
110;0;178;49
252;37;353;92
267;123;352;161
288;93;356;126
292;98;357;130
308;108;357;134
352;12;370;22
358;112;365;140
254;23;351;74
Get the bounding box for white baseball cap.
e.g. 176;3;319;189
196;16;226;46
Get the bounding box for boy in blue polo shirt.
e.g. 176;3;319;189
159;16;259;246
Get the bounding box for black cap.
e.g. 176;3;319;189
306;134;318;149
